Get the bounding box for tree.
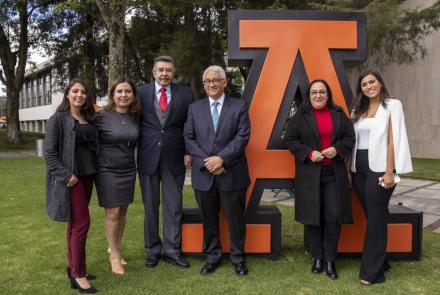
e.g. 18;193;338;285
46;0;108;100
308;0;440;66
0;0;56;144
96;0;128;90
126;0;238;98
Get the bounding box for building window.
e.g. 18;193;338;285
45;73;52;105
26;82;31;108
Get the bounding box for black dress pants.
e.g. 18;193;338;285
306;166;341;262
195;181;246;265
352;150;395;283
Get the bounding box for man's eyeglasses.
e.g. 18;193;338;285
203;79;225;86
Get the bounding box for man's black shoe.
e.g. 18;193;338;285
145;255;160;268
233;262;248;276
163;254;190;269
200;262;220;276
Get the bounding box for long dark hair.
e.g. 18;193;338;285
352;69;391;123
105;77;141;115
301;79;335;113
56;79;95;121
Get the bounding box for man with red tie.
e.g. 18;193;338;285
137;56;194;269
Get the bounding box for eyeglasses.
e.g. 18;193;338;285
203;79;225;86
310;90;327;97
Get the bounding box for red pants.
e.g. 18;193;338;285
67;176;93;278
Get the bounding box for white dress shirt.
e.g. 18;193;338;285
155;82;171;104
209;93;225;116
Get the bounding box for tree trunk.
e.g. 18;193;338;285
5;87;23;144
190;76;201;100
96;0;126;93
108;18;125;88
84;12;97;101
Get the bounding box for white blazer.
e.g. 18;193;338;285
351;99;413;173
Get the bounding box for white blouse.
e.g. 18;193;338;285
355;118;374;150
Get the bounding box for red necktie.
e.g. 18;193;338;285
159;87;168;112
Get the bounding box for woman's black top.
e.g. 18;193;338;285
74;121;97;176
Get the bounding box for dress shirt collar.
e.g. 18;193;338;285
155;82;171;97
209;93;225;107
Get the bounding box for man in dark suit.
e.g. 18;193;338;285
184;65;251;276
137;56;194;269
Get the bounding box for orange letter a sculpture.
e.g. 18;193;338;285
181;10;422;260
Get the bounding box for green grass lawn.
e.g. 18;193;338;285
406;158;440;181
0;157;439;294
0;129;45;150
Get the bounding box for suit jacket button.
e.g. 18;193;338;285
161;130;164;133
158;142;161;146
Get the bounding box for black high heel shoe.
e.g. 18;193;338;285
311;259;323;274
67;267;97;281
69;277;98;293
325;261;338;280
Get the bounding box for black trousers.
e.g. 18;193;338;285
306;166;341;262
195;181;246;264
352;150;395;283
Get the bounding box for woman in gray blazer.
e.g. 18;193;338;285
44;79;98;293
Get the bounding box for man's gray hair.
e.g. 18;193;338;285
203;65;226;81
153;55;175;70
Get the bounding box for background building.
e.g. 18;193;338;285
18;60;107;134
18;60;61;133
378;0;440;158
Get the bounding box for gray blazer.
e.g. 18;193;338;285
44;112;76;222
184;95;251;192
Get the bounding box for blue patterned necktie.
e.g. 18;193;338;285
212;101;220;131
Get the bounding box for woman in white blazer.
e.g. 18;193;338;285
350;70;412;285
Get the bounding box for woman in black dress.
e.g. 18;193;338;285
93;78;140;274
44;79;98;293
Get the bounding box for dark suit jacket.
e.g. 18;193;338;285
284;105;355;225
184;95;251;192
137;82;194;176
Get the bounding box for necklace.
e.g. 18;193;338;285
118;112;128;125
116;111;132;147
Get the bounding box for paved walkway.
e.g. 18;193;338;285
261;177;440;233
0;150;35;157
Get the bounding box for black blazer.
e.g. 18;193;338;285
137;82;194;176
284;106;355;225
184;95;251;192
